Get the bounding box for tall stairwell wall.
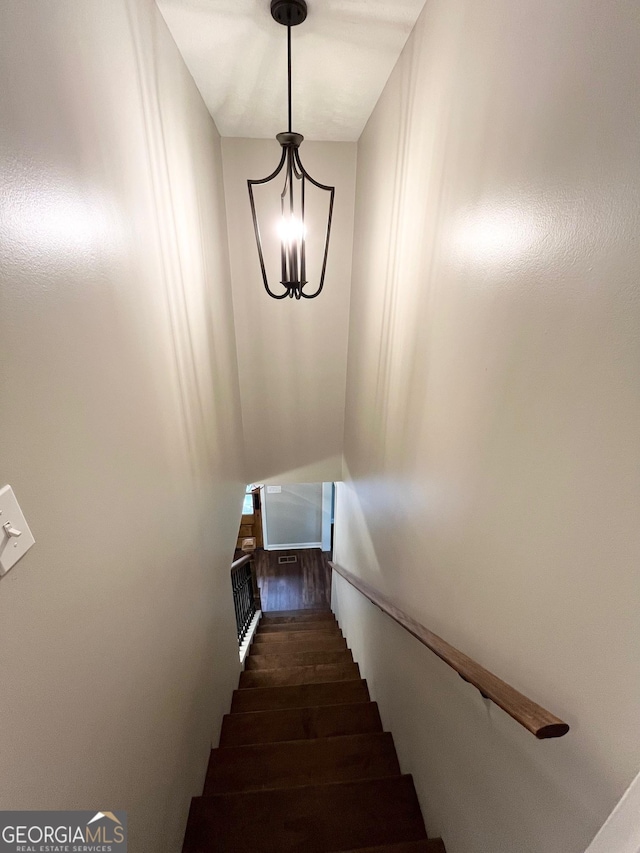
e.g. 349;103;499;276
221;138;356;485
0;2;244;850
332;2;640;852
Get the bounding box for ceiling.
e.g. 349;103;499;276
156;0;427;142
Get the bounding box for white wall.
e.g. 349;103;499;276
333;1;640;852
584;767;640;853
0;2;244;851
264;484;323;548
221;138;356;485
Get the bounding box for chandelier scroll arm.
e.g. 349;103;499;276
293;148;335;299
247;147;290;299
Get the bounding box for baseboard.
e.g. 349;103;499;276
265;542;322;551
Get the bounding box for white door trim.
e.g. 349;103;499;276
321;482;333;552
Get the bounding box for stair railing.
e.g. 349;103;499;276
330;561;569;739
231;553;258;644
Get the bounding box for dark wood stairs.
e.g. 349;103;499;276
183;608;446;853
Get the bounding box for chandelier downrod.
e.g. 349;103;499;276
288;25;292;133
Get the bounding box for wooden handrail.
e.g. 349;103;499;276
231;552;254;571
330;561;569;740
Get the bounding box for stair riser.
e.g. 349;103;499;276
183;776;427;853
230;679;370;713
245;650;353;670
204;732;400;794
250;637;347;656
257;622;338;634
252;632;345;647
239;663;360;689
219;702;383;747
261;613;335;625
262;609;332;618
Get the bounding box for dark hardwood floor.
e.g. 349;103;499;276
247;548;332;612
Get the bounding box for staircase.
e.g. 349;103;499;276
182;608;446;853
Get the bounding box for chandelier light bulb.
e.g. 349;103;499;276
277;215;307;245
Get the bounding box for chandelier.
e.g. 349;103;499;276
248;0;335;300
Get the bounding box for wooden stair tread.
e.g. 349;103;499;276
183;776;427;853
246;649;353;670
253;622;343;643
251;633;346;651
231;680;370;712
204;732;400;794
261;612;336;624
239;662;360;689
258;621;340;633
219;702;383;747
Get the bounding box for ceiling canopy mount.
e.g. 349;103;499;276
270;0;308;27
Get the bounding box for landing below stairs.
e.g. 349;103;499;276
182;608;446;853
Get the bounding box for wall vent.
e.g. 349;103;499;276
278;555;298;564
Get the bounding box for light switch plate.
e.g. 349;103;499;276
0;485;35;577
266;485;282;493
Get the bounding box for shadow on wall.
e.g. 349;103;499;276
157;0;427;141
257;455;345;488
125;0;244;488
